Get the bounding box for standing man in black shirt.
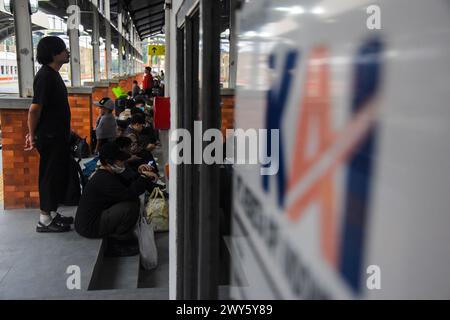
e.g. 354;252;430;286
24;36;74;232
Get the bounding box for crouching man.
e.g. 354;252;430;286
74;142;158;256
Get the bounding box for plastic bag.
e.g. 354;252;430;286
145;187;169;232
136;217;158;270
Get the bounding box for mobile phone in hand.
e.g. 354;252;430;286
147;161;159;175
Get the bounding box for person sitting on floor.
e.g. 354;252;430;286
114;136;158;185
94;97;117;154
74;142;158;256
124;113;158;171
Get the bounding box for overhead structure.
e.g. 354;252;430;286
111;0;165;40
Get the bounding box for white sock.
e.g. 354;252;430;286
50;211;58;219
39;214;53;226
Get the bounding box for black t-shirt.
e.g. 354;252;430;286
74;169;155;238
32;65;71;141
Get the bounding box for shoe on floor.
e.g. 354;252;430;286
36;219;71;233
52;212;74;225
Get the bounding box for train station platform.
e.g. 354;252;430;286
0;205;169;299
0;147;169;299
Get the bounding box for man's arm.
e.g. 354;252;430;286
25;103;43;151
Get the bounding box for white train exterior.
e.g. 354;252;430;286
230;0;450;299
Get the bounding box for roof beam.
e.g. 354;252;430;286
141;27;163;36
130;1;164;14
138;24;164;34
135;17;165;29
133;10;164;23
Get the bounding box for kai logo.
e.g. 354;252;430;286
262;38;384;293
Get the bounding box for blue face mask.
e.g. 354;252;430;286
137;106;144;111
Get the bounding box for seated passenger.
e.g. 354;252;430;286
74;142;158;255
94;97;117;153
124;114;158;171
114;136;158;185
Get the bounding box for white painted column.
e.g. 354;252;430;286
105;0;112;79
164;0;171;96
14;0;35;97
118;9;123;76
92;0;101;82
68;0;81;86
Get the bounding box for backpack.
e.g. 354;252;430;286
69;131;91;159
76;138;91;159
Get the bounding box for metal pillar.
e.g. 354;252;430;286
125;42;129;75
13;0;34;97
118;8;123;76
105;0;112;79
131;26;136;75
229;0;238;89
164;0;171;96
198;0;221;300
92;1;100;82
68;0;81;86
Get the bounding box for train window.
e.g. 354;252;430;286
14;66;17;74
1;66;4;75
10;66;13;74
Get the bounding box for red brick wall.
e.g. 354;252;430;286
136;73;144;86
68;93;92;145
0;110;40;209
221;95;235;137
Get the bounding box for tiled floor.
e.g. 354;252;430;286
0;206;169;299
0;206;102;299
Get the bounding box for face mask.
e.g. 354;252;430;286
110;164;125;174
138;106;145;111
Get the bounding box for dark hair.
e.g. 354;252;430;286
36;36;67;65
130;107;145;116
126;99;136;109
114;136;132;149
127;91;132;96
145;66;151;72
99;142;130;165
133;80;138;84
135;98;145;105
130;113;145;125
116;119;129;129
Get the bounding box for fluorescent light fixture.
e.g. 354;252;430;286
274;7;290;12
243;31;257;37
312;6;324;15
275;5;304;15
291;6;305;14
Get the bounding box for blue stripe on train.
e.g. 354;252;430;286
339;38;384;293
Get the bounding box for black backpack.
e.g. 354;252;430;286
69;131;91;159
